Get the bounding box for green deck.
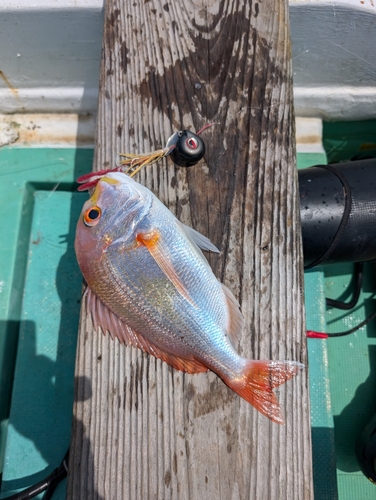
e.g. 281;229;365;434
0;121;376;498
0;149;92;498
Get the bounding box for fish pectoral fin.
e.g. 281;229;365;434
86;287;207;374
136;230;195;306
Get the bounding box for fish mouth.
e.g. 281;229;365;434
76;168;122;192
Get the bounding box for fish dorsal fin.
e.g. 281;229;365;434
221;284;244;347
176;221;218;273
86;287;208;374
179;222;219;253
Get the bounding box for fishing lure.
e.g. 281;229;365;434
77;126;210;192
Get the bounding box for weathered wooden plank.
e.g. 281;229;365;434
67;0;313;499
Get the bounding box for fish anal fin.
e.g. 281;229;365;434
86;287;207;374
136;230;195;306
224;360;304;424
155;350;209;374
221;284;244;347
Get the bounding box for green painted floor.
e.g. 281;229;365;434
0;127;376;498
320;120;376;499
0;149;92;499
298;134;376;500
325;263;376;499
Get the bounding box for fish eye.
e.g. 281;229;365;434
83;206;101;227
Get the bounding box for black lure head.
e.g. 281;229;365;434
169;130;205;168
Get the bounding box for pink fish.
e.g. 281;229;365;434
75;172;303;424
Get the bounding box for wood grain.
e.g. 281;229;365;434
67;0;313;498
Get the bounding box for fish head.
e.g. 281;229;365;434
75;172;152;275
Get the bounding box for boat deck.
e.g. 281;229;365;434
1;120;375;498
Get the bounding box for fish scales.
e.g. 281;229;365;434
94;222;239;375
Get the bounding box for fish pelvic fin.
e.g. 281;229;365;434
224;360;304;425
86;287;208;374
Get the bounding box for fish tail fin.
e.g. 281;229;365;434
225;360;304;424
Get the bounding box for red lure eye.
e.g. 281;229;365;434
186;137;198;149
83;206;101;227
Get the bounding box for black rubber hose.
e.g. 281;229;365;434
2;450;69;500
299;159;376;267
326;262;363;310
326;309;376;337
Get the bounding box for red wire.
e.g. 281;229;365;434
306;330;329;339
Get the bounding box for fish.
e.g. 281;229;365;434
75;172;303;424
